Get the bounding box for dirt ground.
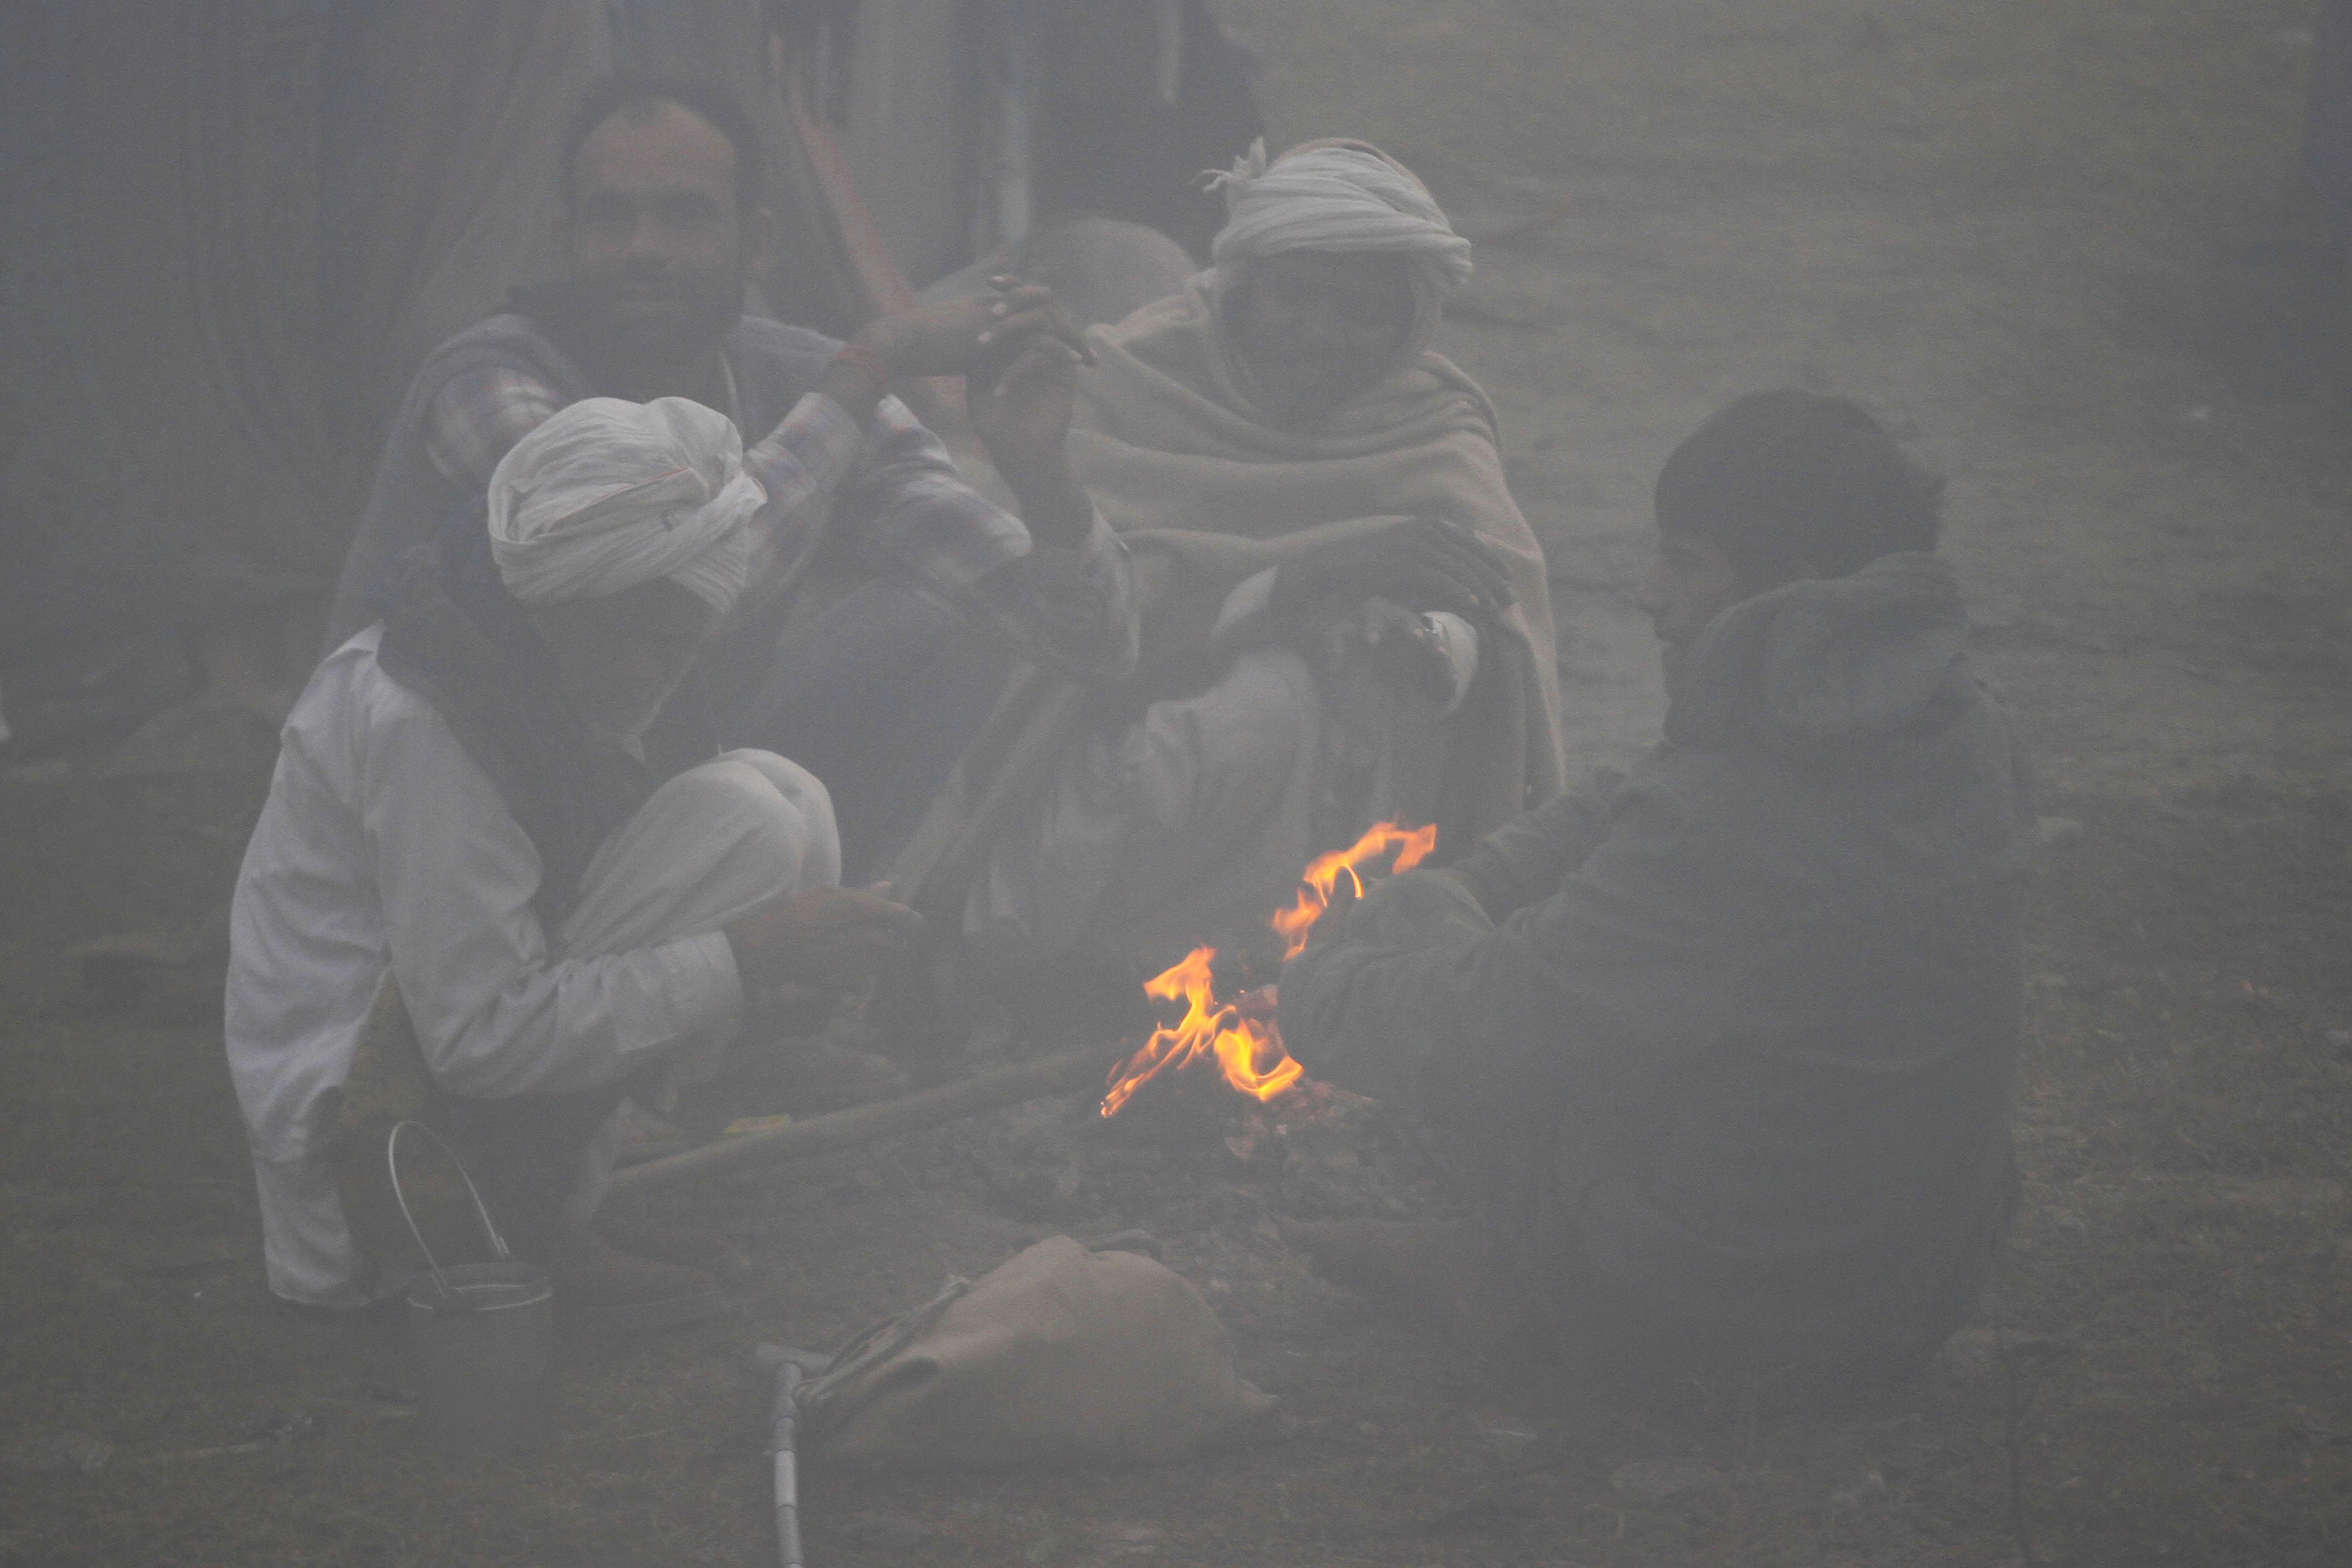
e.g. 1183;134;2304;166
6;2;2352;1563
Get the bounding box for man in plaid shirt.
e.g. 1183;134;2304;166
329;75;1138;881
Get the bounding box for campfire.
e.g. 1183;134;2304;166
1100;822;1437;1117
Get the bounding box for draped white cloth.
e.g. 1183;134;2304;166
487;396;764;616
1202;138;1474;405
1206;137;1472;294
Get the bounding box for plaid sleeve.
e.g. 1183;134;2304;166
838;398;1032;595
739;391;867;579
836;398;1140;681
421;367;564;488
969;512;1141;681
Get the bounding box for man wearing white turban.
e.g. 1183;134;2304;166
899;139;1564;1033
1201;137;1475;423
225;396;926;1327
329;75;1141;893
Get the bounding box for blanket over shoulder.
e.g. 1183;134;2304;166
888;283;1565;937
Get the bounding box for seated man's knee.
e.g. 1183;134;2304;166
1130;649;1318;830
718;750;840;857
662;752;843;890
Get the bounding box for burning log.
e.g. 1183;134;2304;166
608;821;1443;1196
1099;822;1437;1118
609;1046;1112;1197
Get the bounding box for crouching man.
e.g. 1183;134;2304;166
1280;391;2035;1402
227;397;918;1327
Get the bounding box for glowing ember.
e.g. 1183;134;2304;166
1101;821;1438;1117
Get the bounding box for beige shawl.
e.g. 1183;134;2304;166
889;281;1566;926
1068;280;1566;828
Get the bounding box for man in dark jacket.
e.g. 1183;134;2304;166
1280;391;2034;1399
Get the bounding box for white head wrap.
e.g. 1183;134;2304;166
488;396;764;617
1201;140;1471;412
1206;137;1472;294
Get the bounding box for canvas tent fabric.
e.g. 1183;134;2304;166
0;0;877;687
0;1;613;668
0;2;339;657
318;2;607;444
2311;0;2352;224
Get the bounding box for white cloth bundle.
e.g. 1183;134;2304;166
488;397;764;616
1206;138;1472;294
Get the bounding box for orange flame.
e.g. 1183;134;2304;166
1267;821;1438;960
1101;821;1436;1117
1098;948;1300;1119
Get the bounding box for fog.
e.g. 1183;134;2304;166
3;4;2348;1563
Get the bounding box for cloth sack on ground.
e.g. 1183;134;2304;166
798;1235;1276;1470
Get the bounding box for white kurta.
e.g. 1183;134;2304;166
226;626;838;1307
963;573;1479;971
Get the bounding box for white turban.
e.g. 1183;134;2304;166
1201;140;1471;410
1206;138;1472;296
487;396;764;617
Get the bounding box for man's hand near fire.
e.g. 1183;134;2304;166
1271;518;1509;701
1269;517;1514;622
725;883;923;1017
1298;866;1359;953
1324;596;1457;702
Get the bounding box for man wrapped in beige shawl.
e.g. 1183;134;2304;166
893;139;1565;993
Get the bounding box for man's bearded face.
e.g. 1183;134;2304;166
564;101;748;367
1227;251;1416;427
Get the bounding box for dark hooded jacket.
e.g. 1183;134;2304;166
1280;552;2034;1383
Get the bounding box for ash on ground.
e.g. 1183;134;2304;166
944;1068;1455;1237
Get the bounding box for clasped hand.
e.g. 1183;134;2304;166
1269;517;1514;623
856;277;1094;514
1323;596;1457;702
858;278;1090;381
724;883;922;1004
1272;519;1511;695
861;276;1087;463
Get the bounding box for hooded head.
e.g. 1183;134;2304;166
488;396;764;743
1642;390;1944;695
1204;138;1472;427
1653;390;1942;590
